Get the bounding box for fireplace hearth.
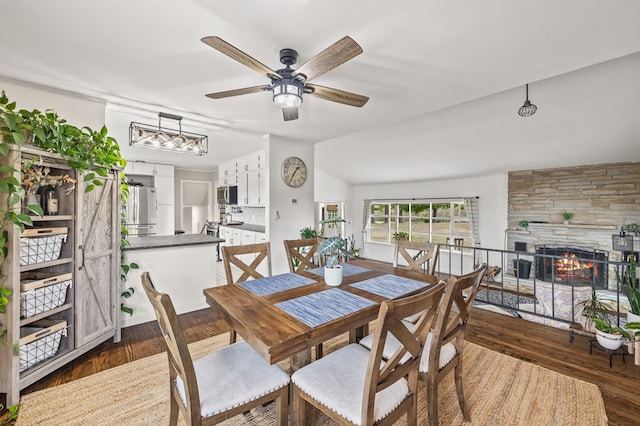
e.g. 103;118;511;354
535;245;608;288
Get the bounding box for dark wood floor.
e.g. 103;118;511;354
17;306;640;426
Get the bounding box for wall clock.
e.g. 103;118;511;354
281;156;307;188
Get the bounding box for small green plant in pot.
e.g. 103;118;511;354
518;220;529;230
562;211;574;224
317;235;353;286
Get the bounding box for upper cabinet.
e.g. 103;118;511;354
218;150;267;207
247;150;265;172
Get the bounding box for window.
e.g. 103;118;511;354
367;199;472;248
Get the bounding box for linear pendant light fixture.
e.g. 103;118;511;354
517;84;537;117
129;112;208;155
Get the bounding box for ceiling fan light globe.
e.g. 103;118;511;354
274;92;302;108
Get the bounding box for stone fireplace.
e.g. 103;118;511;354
506;162;640;291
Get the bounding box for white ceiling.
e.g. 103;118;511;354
1;1;639;184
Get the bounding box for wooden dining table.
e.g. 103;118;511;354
203;258;438;370
203;258;439;424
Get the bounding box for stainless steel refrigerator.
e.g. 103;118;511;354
125;185;157;236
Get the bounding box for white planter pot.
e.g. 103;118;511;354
324;265;343;286
595;329;624;351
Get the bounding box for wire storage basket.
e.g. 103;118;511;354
19;319;67;372
20;273;73;318
20;227;68;266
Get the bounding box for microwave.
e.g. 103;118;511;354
216;185;238;205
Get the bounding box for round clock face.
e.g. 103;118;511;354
281;156;307;188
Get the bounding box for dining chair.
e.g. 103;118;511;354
291;280;447;425
141;272;290;426
284;237;323;273
222;242;272;344
393;239;440;275
359;264;487;425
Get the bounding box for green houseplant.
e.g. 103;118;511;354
317;216;351;286
518;220;529;230
562;211;574;224
0;91;128;419
617;253;639;321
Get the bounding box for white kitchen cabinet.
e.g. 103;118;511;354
156;204;175;235
155;174;175;205
247;150;266;171
237;172;248;206
247;170;265;206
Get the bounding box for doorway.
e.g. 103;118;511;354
180;180;212;234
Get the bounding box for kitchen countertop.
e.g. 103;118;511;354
218;223;266;233
124;234;224;251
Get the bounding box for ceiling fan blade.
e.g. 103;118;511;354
306;84;369;107
201;36;282;79
205;85;269;99
283;108;299;121
292;36;363;82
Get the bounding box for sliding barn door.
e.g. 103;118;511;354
75;170;120;346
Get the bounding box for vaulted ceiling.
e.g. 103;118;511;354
1;1;639;183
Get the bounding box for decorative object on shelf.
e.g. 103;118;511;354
612;226;634;252
129;112;208;156
518;220;529;230
280;156;307;188
21;164;75;215
517;83;537;117
562;211;574;225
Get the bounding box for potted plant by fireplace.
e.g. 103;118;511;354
592;318;630;351
562;211;574;225
618;253;640;323
317;235;352;286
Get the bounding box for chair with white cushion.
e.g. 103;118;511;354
291;281;447;425
141;272;290;426
359;264;486;425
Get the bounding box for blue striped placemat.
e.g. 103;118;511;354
308;263;370;277
350;274;428;299
275;288;376;328
238;273;317;296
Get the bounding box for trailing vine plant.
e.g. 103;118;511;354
0;91;134;417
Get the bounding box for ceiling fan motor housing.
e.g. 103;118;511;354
279;48;298;66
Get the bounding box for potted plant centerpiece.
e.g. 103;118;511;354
317;235;352;286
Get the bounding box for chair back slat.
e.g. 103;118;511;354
429;265;487;368
362;281;447;425
222;242;272;284
141;272;201;424
284;238;322;273
393;240;440;275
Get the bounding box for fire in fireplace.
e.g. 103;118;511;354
535;245;608;288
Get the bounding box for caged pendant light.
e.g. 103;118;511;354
517;84;537;117
129;112;208;156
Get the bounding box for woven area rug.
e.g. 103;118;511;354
17;332;607;426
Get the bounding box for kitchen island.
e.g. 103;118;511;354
122;234;224;327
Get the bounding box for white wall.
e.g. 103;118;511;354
267;135;315;274
350;173;508;262
0;77;106;130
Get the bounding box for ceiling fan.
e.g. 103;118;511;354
201;36;369;121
